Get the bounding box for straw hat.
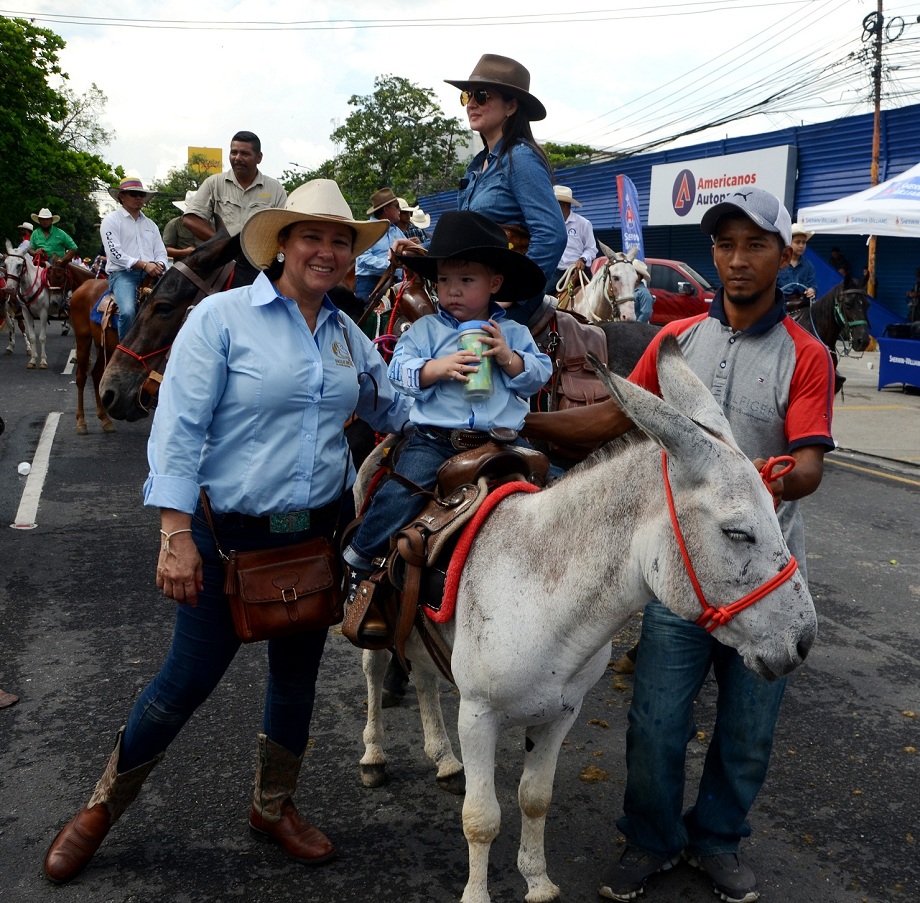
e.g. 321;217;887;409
410;209;431;230
791;223;815;240
397;197;415;213
553;185;581;207
108;175;157;201
446;54;546;121
18;222;34;233
241;179;389;270
366;188;399;216
395;210;545;303
172;189;197;213
31;207;60;224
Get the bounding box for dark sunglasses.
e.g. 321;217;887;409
460;89;493;107
125;191;147;198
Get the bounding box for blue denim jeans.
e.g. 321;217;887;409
119;501;337;770
107;268;144;340
617;600;787;858
354;274;383;301
346;427;459;566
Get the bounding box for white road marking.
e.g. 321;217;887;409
63;347;76;375
11;412;61;530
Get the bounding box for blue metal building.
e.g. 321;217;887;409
420;102;920;319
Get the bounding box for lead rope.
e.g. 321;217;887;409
661;450;799;633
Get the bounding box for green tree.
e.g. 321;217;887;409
0;17;115;251
543;142;598;171
282;75;466;215
145;156;219;231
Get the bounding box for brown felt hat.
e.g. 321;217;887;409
366;188;399;216
446;54;546;121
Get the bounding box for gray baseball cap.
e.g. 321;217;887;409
700;188;792;246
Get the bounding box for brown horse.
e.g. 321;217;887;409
69;278;119;434
100;231;241;422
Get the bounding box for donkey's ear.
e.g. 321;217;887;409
655;337;741;452
588;353;721;476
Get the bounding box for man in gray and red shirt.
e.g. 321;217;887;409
526;188;835;903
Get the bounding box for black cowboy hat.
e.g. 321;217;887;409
396;211;546;303
445;54;546;121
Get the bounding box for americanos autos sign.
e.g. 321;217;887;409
648;146;797;226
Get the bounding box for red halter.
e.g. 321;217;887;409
660;449;799;633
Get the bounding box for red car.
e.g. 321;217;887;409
645;258;715;326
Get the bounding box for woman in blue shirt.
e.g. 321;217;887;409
446;54;566;326
44;180;412;885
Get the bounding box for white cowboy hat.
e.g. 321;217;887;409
553;185;582;207
241;178;389;270
397;197;415;213
410;209;430;229
633;259;650;282
107;174;157;202
31;207;60;224
18;222;34;233
791;223;815;240
172;189;197;213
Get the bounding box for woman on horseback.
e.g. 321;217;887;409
446;54;565;326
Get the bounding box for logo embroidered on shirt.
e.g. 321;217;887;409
332;340;354;368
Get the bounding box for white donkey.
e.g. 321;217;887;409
3;240;51;369
565;247;640;323
357;336;817;903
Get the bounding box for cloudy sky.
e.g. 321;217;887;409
6;0;911;188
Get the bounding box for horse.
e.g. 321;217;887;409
1;261;32;357
787;278;872;358
557;249;640;323
99;232;241;422
785;279;871;393
2;241;52;369
354;338;816;903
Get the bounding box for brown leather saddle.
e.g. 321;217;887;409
342;439;549;682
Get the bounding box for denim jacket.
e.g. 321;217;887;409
458;138;566;282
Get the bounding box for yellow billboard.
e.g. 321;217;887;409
188;147;222;176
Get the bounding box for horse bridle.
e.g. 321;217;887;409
833;287;870;345
600;256;638;318
661;450;799;632
113;258;235;411
2;253;48;310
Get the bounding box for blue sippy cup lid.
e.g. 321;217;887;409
457;320;490;332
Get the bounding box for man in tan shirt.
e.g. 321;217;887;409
183;130;286;286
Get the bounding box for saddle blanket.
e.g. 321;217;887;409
90;291;115;327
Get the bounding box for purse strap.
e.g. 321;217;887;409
199;489;230;561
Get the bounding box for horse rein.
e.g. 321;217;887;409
113;258;235;411
661;450;799;632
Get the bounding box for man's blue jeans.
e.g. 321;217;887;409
107;268;144;340
119;504;331;771
616;600;787;858
354;273;383;301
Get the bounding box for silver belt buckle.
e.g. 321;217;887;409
269;511;311;533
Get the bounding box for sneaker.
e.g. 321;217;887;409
684;852;759;903
598;846;679;900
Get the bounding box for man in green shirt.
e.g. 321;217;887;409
29;207;78;264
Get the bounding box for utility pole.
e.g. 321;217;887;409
867;0;883;297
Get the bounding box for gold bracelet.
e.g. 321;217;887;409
504;351;515;367
160;528;193;555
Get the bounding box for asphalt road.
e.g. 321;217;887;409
0;329;917;903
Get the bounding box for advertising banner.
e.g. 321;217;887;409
648;146;796;226
616;174;645;259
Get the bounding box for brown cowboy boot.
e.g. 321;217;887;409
248;733;336;865
43;728;163;884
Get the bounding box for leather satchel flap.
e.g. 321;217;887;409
436;443;549;496
233;540;335;604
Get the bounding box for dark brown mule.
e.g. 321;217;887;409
100;231;240;422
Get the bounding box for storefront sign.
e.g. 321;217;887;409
648;146;797;226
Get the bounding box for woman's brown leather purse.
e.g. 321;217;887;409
200;492;343;642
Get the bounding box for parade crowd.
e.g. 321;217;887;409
3;52;873;903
